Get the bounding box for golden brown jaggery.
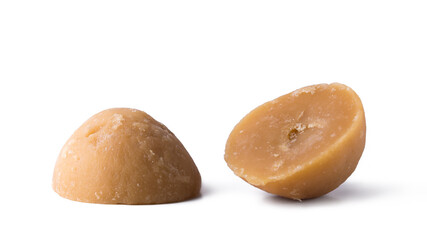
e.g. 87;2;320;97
225;83;366;200
53;108;201;204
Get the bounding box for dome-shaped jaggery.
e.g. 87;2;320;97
53;108;201;204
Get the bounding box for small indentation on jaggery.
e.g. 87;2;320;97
85;125;101;138
288;128;299;141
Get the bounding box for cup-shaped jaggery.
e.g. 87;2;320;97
225;83;366;200
53;108;201;204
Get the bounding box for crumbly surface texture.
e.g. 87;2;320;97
224;83;366;200
53;108;201;204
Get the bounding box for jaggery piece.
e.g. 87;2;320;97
53;108;201;204
224;83;366;200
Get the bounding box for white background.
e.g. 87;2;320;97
1;1;426;239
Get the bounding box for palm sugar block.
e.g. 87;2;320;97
224;83;366;200
53;108;201;204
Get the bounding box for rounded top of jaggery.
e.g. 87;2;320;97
53;108;201;204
